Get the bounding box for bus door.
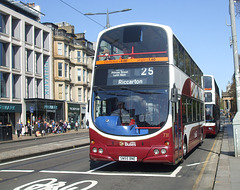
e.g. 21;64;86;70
173;100;183;162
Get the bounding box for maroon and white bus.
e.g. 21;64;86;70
89;23;204;164
203;75;220;136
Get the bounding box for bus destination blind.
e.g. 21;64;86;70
107;67;153;86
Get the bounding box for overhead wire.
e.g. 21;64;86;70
59;0;105;28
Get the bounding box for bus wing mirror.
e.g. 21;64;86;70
171;86;178;102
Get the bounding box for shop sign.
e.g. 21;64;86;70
44;60;50;99
44;105;58;110
0;103;22;112
68;104;80;113
81;106;86;113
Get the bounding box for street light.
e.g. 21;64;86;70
229;0;240;157
84;8;132;28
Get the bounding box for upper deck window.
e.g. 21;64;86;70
97;25;168;61
203;76;212;90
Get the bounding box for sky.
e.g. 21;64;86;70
26;0;240;95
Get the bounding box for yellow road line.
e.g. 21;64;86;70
192;139;217;190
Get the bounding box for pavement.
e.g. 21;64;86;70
0;129;90;163
214;120;240;190
0;120;240;190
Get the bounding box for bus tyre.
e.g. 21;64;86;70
183;141;187;159
200;132;204;146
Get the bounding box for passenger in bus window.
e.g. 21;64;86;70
121;47;133;59
103;49;114;60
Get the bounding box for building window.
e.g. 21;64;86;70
64;44;67;57
78;88;82;102
35;52;42;74
0;72;10;98
0;42;9;67
83;69;86;82
84;88;86;102
65;63;68;78
58;43;62;55
70;86;73;101
77;51;81;62
65;85;69;101
82;52;85;63
12;45;20;69
43;31;49;50
34;27;41;47
77;68;81;81
58;62;63;77
25;23;33;44
0;12;7;34
69;67;72;81
12;74;21;99
26;49;33;72
59;84;63;99
36;79;42;98
87;70;89;83
12;17;20;39
26;77;33;99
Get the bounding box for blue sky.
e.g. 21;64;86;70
27;0;240;95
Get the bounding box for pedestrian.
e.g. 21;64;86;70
75;121;79;131
34;122;38;137
15;122;22;138
63;120;67;133
67;122;71;131
27;123;32;136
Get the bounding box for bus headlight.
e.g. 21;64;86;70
92;147;97;153
161;148;167;155
154;149;160;155
99;148;104;154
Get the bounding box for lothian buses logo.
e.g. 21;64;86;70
119;142;136;147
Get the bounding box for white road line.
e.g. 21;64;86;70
0;170;34;173
39;165;182;178
87;161;116;173
186;161;208;167
0;145;89;166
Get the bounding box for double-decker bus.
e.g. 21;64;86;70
203;75;220;136
89;23;204;164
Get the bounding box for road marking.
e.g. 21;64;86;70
0;146;89;166
186;161;208;167
40;166;182;178
192;139;217;190
0;170;34;173
0;161;182;178
87;161;116;173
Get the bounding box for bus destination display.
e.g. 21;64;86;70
107;67;153;86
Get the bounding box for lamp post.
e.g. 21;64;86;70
229;0;240;157
84;8;132;28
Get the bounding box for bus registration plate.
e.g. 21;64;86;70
119;156;137;162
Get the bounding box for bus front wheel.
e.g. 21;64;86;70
183;140;187;158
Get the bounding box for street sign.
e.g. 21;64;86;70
30;106;34;113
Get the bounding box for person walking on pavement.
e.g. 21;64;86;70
15;121;22;138
75;121;79;131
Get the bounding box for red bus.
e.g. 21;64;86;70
203;75;220;136
89;23;204;164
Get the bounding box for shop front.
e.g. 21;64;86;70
67;103;80;129
25;99;64;124
0;103;22;133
